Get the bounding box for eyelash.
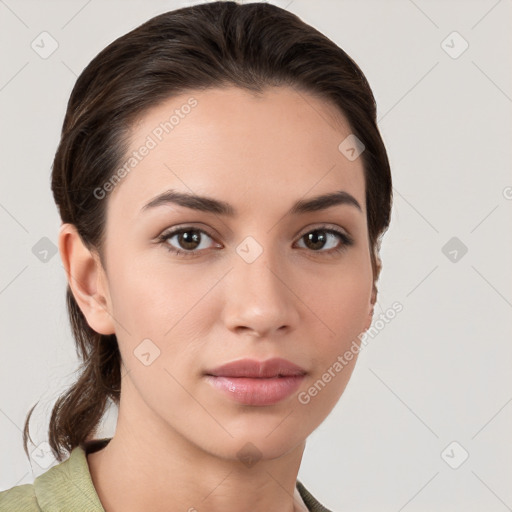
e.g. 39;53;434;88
156;224;354;259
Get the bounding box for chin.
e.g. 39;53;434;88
201;416;309;463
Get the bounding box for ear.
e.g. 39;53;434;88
363;255;381;332
58;223;115;335
362;283;377;333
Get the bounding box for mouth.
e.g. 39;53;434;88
203;358;307;406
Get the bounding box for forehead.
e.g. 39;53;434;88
107;85;366;220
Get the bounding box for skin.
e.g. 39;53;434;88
59;85;377;512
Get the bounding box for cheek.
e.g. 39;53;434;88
105;254;217;367
106;241;188;325
108;270;166;333
308;256;372;324
303;259;373;368
296;272;371;416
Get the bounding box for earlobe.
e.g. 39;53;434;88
58;223;115;335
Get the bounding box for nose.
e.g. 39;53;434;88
221;237;300;339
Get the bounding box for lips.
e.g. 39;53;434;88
205;357;307;378
204;358;307;406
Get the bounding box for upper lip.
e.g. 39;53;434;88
205;358;307;378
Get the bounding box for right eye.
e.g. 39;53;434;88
157;227;220;258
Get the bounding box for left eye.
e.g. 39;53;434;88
295;228;352;253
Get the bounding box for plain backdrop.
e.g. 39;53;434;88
1;0;511;510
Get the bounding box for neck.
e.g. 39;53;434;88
87;389;307;512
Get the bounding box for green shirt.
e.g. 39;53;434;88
0;439;332;511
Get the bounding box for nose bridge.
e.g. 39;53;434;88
224;232;298;335
234;232;286;298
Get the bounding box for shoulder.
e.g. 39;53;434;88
0;441;107;512
0;483;41;511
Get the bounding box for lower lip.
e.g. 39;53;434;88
204;375;305;406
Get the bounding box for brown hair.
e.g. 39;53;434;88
23;0;392;463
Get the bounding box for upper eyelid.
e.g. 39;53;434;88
295;223;350;237
160;225;217;240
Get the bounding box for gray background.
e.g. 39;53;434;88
1;0;511;510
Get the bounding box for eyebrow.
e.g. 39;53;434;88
141;189;362;216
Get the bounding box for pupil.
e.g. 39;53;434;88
180;231;200;250
306;231;326;250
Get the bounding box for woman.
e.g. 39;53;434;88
0;1;392;510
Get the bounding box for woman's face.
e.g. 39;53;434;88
98;85;374;460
